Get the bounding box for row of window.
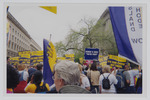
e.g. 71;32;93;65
9;25;29;43
7;51;18;57
9;34;29;48
8;41;30;51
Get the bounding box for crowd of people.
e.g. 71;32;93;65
7;57;142;94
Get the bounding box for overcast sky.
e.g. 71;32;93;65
9;4;107;49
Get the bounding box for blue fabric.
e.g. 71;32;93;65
109;7;137;63
43;39;54;86
137;87;142;93
19;71;24;81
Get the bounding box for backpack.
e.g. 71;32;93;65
35;83;48;93
115;70;125;89
102;73;111;90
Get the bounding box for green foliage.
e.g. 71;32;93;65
55;14;118;58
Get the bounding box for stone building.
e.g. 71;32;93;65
7;12;41;57
94;8;118;55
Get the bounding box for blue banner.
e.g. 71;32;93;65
84;48;99;60
43;39;54;86
109;7;142;66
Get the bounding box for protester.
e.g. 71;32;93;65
113;64;131;93
24;70;50;93
78;64;90;91
87;62;100;93
99;65;118;94
53;60;90;93
36;63;43;72
14;64;29;93
127;63;141;93
27;66;37;83
7;64;19;93
7;56;11;65
135;70;142;93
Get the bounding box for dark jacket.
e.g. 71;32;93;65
59;85;91;93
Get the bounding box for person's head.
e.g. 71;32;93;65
90;63;97;71
53;60;80;92
32;70;43;85
7;56;10;64
36;63;43;71
7;64;19;89
130;62;138;69
17;64;26;71
124;63;130;71
78;64;83;73
102;65;111;73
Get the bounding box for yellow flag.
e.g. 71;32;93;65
40;6;57;14
47;41;57;72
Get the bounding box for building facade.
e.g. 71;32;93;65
7;12;41;57
93;8;118;55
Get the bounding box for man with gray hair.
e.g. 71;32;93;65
53;60;90;93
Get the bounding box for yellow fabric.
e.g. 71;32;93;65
25;82;50;93
40;6;57;14
47;41;57;72
7;88;13;92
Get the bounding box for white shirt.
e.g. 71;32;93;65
99;73;118;93
128;70;139;86
19;70;29;81
80;74;90;89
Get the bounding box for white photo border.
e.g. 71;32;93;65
0;0;149;100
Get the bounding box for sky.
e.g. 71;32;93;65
9;4;107;49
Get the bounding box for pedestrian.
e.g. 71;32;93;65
27;66;37;83
53;60;90;93
14;64;29;93
7;64;19;93
113;64;131;93
127;63;141;93
24;70;50;93
78;64;90;91
99;65;118;94
87;62;100;93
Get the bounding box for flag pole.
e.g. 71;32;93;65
50;34;52;41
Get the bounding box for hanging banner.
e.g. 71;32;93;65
6;21;10;45
109;7;142;66
84;48;99;60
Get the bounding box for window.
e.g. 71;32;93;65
15;31;17;35
11;42;14;49
14;44;16;50
15;37;16;42
12;28;14;33
8;41;11;48
12;35;14;41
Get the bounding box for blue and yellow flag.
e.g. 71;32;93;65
43;39;57;86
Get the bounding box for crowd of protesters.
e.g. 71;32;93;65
7;57;142;94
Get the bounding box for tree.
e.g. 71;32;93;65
55;16;118;58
